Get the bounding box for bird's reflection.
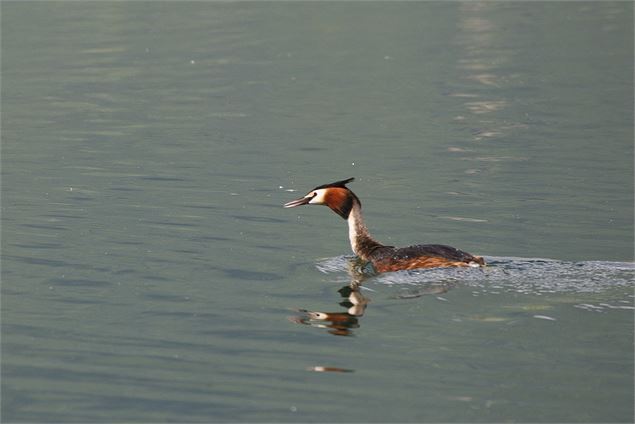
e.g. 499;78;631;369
290;259;370;336
289;283;370;336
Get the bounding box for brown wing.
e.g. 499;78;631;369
371;244;484;272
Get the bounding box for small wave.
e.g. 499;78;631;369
316;255;634;296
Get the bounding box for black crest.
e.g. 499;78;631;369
313;177;355;191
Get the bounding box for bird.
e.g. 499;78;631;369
283;177;485;273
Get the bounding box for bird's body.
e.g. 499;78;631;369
284;178;484;272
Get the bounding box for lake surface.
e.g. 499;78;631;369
2;2;633;422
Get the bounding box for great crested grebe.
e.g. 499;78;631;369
283;177;485;272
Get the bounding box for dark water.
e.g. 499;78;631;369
2;2;633;422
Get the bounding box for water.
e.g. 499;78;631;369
2;2;633;422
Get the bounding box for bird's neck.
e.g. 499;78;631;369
346;201;384;261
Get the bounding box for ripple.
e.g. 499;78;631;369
316;255;634;296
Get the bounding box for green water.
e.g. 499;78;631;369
2;2;633;422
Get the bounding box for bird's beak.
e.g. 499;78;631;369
283;196;311;208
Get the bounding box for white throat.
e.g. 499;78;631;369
347;210;361;255
346;203;376;257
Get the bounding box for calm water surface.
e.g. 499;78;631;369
2;2;633;422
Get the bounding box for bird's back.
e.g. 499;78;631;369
369;244;484;272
